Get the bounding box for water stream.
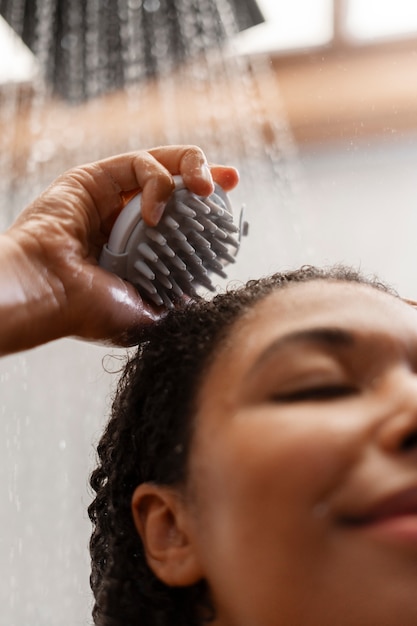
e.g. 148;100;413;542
0;2;305;624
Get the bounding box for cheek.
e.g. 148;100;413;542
188;405;362;619
191;406;356;569
192;404;359;528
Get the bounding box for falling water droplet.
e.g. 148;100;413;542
143;0;160;13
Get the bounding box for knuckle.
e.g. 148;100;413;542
186;144;206;159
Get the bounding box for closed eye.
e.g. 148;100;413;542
272;385;357;403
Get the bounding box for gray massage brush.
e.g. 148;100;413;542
99;176;248;308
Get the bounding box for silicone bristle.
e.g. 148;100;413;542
177;268;194;284
134;260;155;280
135;274;158;296
147;292;164;306
170;278;184;297
154;259;170;276
181;256;211;284
160;291;174;309
108;180;244;306
177;239;196;255
209;240;237;264
138;242;158;262
160;244;176;258
145;229;167;245
198;246;217;262
170;229;187;242
205;257;224;272
169;255;187;271
216;217;238;233
188;231;211;249
155;273;173;290
188;197;211;215
222;233;240;248
163;215;180;230
175;201;197;217
205;263;228;279
204;197;225;216
198;215;219;234
183;216;205;232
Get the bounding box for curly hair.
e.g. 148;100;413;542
88;265;394;626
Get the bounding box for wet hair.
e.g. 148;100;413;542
88;265;395;626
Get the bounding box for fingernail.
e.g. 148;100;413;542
150;201;165;225
199;163;214;186
195;165;214;196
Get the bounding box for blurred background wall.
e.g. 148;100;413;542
1;1;417;623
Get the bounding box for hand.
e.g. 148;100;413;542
0;145;239;354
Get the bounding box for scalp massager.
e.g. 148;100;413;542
99;176;248;308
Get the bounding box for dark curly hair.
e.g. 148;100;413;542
88;265;394;626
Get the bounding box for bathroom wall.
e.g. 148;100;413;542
2;129;417;624
231;130;417;298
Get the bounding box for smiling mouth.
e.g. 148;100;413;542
342;486;417;544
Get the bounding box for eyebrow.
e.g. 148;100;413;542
249;327;355;375
403;298;417;308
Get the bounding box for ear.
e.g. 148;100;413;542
132;483;204;587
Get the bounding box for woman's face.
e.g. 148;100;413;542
186;280;417;626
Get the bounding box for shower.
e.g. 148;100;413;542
0;3;304;625
0;0;264;101
0;0;301;254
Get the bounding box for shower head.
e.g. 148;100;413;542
99;176;248;308
0;0;264;102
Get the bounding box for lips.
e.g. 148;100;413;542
364;486;417;523
344;485;417;526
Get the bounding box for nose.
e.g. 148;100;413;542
376;370;417;455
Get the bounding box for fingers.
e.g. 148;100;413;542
90;151;176;226
149;145;214;197
61;146;239;231
146;146;239;224
210;165;240;192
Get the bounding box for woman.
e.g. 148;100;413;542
89;266;417;626
3;146;417;625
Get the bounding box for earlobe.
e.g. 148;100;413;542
132;483;203;586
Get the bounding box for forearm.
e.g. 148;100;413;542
0;233;62;355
